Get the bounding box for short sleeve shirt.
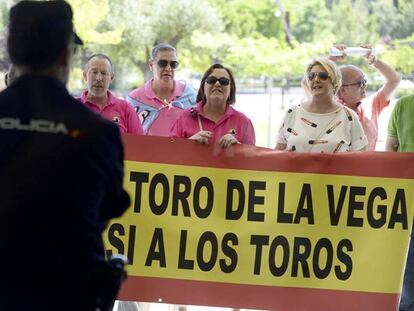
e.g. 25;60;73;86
170;101;256;145
79;91;143;134
277;104;367;152
387;94;414;152
127;79;196;136
342;90;389;151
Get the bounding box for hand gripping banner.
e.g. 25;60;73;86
104;135;414;311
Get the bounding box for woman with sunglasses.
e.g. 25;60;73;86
170;63;255;148
276;58;367;152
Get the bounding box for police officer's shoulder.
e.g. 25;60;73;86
68;96;121;138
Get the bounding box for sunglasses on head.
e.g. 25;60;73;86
307;71;330;81
206;76;230;86
342;78;367;88
156;59;179;69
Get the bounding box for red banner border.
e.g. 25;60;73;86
119;276;400;311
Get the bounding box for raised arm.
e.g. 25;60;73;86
328;44;348;62
362;45;401;101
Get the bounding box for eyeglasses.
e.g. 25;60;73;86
307;71;330;81
157;59;179;69
205;76;230;86
342;79;367;88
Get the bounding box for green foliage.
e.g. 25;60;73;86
220;36;332;78
291;0;333;43
371;0;400;38
66;0;124;45
68;67;84;94
107;0;223;85
0;2;6;33
0;0;412;92
0;1;10;70
382;36;414;75
329;0;379;45
396;87;414;99
210;0;284;39
64;0;126;93
143;0;222;46
392;0;414;39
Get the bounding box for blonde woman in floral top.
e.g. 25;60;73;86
276;58;367;153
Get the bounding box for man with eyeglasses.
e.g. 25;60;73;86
127;43;196;136
331;44;401;151
386;88;414;311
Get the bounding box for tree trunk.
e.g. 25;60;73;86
325;0;334;10
274;0;294;48
393;0;399;9
131;47;152;84
143;46;152;82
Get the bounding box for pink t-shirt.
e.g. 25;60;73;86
341;90;389;151
127;79;196;137
78;91;144;134
170;101;256;145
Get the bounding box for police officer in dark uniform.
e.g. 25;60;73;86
0;1;130;310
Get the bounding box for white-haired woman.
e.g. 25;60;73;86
276;58;367;152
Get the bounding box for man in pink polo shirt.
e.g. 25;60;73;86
79;54;143;134
126;43;196;136
331;45;400;151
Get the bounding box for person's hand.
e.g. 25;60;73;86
360;44;377;65
218;133;240;149
189;130;213;144
329;44;347;62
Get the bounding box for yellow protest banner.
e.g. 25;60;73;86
105;135;414;311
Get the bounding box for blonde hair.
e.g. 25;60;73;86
306;58;342;94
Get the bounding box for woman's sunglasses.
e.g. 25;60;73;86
157;59;179;69
342;79;367;88
206;76;230;86
307;71;330;81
